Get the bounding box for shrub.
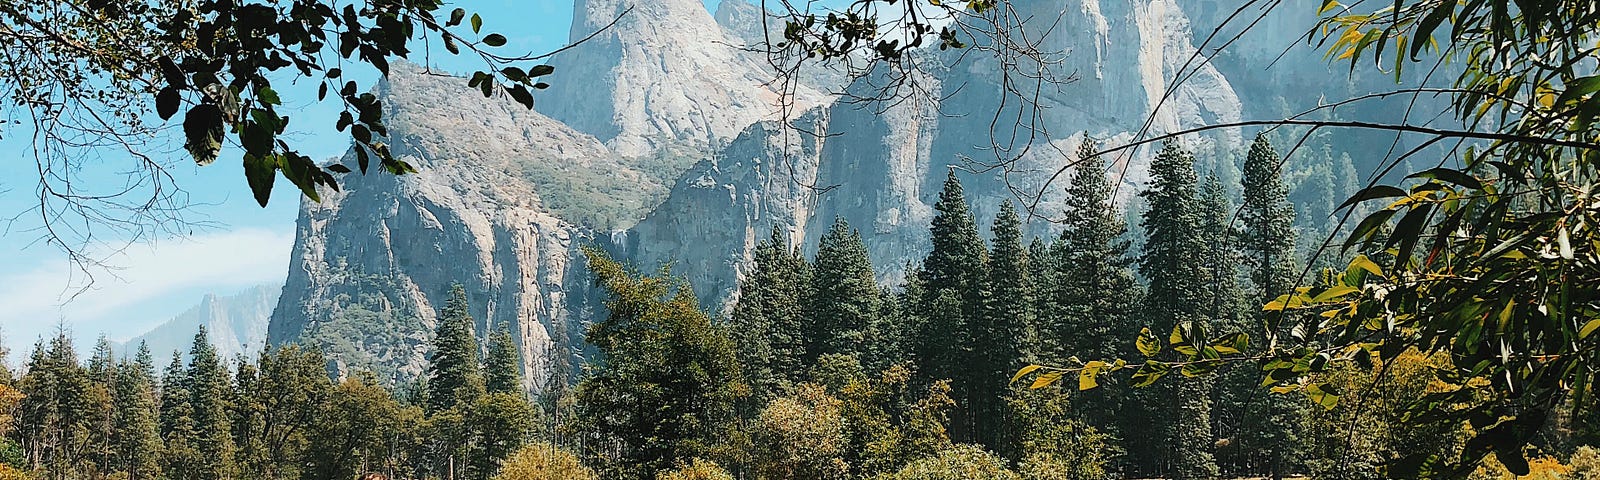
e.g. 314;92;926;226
754;383;850;480
1570;446;1600;480
0;464;28;480
493;443;596;480
656;458;734;480
875;444;1020;480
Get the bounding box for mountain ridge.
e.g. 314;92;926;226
117;285;278;362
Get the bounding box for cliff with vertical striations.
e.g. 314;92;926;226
269;0;1340;391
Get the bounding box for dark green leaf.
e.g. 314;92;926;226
182;104;225;166
1411;4;1453;60
158;56;186;87
243;154;279;207
483;33;507;47
1409;167;1484;190
156;87;180;120
355;146;370;173
1338;185;1408;211
258;86;281;106
506;85;533;109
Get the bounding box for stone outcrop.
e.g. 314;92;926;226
270;63;612;387
535;0;822;157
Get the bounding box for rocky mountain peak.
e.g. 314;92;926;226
536;0;822;157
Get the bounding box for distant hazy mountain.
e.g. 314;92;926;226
119;285;277;361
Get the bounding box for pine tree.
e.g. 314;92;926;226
730;227;811;405
112;342;162;480
1198;174;1245;328
1241;135;1299;305
18;331;92;480
428;284;484;413
185;328;237;479
1234;135;1308;478
914;170;988;443
806;217;882;366
1137;140;1218;480
975;200;1033;451
230;356;266;478
1046;138;1143;468
86;336;118;475
1055;137;1142;362
573;248;743;479
1025;237;1055;358
862;284;909;375
159;350;200;480
485;322;523;395
1140;140;1206;324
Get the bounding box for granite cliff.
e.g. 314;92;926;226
270;0;1320;390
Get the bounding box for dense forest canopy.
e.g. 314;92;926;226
6;156;1600;479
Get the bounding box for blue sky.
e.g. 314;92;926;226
0;0;722;362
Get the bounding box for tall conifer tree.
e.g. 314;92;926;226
572;248;742;479
231;356;267;478
1047;138;1143;467
806;217;881;365
1198;174;1245;328
914;170;988;442
485;322;523;395
185;328;236;479
862;284;909;374
730;227;811;405
18;332;92;479
1026;237;1056;357
112;342;162;480
1240;135;1298;305
1138;140;1218;480
428;284;484;413
1055;138;1141;362
977;200;1033;450
86;336;117;474
1234;135;1308;478
159;350;200;480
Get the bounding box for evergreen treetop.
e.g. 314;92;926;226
807;217;882;365
428;284;484;413
1239;134;1299;304
485;322;523;396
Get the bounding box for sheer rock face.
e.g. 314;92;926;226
270;63;610;388
535;0;821;157
272;0;1280;390
629;0;1247;307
